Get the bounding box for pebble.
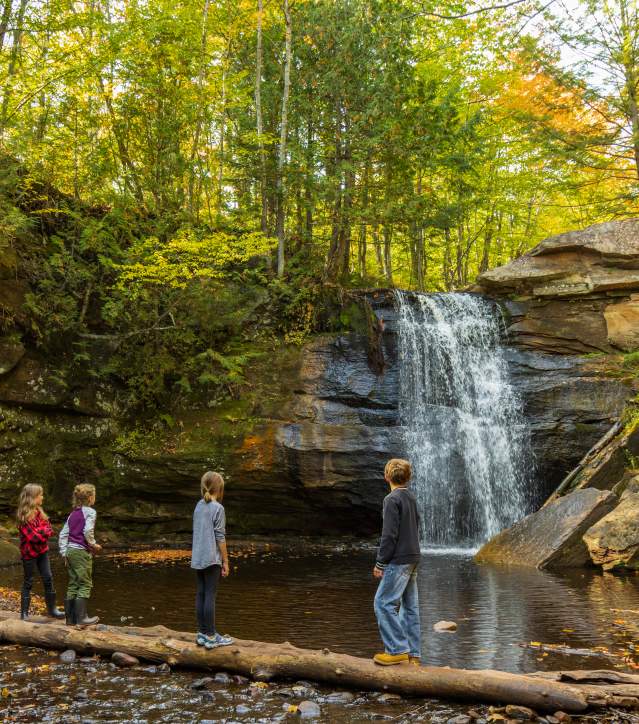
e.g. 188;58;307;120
505;705;536;720
447;716;472;724
190;677;214;690
157;663;171;673
233;674;249;684
546;718;559;724
273;687;295;697
59;649;76;664
111;651;139;668
467;710;482;720
324;691;355;704
76;690;89;701
298;700;321;719
201;691;215;703
553;714;572;724
213;671;232;684
292;684;316;698
434;620;458;632
377;693;402;704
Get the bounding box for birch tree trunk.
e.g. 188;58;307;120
276;0;292;277
255;0;268;234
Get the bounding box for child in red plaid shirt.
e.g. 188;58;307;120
16;484;64;620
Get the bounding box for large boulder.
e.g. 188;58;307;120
478;220;639;297
476;219;639;354
583;492;639;570
475;488;618;569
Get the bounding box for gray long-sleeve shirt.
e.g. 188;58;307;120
190;499;226;569
375;487;421;569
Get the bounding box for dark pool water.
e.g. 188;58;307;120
1;548;639;722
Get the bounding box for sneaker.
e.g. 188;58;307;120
373;652;409;666
196;633;208;647
212;632;234;647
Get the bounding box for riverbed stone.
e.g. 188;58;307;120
213;671;232;684
434;620;458;632
324;691;355;704
190;677;214;690
475;488;618;569
111;651;139;668
59;649;76;663
583;492;639;570
298;700;321;718
505;705;537;720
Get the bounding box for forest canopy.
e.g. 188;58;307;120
2;0;639;289
1;0;639;409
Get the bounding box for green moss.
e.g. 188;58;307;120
622;350;639;369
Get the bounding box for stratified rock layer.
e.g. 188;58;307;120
475;488;618;569
477;219;639;354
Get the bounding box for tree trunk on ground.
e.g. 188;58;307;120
0;613;607;713
276;0;292;277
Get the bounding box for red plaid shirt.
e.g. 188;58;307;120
19;512;53;560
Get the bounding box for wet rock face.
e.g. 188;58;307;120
504;349;630;504
475;488;618;569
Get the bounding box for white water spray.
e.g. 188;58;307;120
395;291;531;551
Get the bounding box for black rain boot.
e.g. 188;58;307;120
20;592;30;621
64;599;76;626
75;598;99;626
45;591;65;619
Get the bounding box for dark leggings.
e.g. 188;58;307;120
22;552;55;596
195;564;221;636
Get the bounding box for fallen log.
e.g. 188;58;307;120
0;612;589;713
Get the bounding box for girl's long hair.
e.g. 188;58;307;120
16;484;47;526
201;471;224;503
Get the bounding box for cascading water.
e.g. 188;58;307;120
395;291;531;552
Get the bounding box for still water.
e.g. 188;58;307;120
4;548;638;672
1;548;638;722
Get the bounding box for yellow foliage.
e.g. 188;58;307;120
116;229;271;293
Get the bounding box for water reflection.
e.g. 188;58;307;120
3;550;638;674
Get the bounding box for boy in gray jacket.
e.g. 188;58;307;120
373;458;421;665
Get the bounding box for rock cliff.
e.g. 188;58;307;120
476;219;639;570
2;220;639;542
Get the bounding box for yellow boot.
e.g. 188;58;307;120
409;656;421;666
373;652;409;666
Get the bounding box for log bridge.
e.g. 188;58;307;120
0;610;638;714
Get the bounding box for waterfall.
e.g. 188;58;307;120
395;291;531;552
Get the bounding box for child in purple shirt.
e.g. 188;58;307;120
59;483;102;626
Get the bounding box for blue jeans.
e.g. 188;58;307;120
374;562;421;657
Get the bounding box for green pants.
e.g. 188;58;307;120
66;547;93;599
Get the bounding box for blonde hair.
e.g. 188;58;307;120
201;471;224;503
384;458;412;486
16;484;47;525
72;483;96;507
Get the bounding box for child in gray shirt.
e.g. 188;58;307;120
191;471;233;649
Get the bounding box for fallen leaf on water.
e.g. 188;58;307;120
287;705;299;713
562;628;574;633
1;688;11;698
